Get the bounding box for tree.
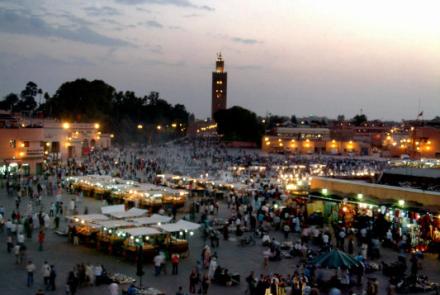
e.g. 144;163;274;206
290;115;298;125
0;93;19;111
214;106;264;145
351;114;368;126
14;81;39;113
38;78;189;143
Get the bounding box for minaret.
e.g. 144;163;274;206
211;52;227;118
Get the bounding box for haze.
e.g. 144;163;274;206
0;0;439;120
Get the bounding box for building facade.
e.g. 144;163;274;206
0;117;111;175
211;53;227;118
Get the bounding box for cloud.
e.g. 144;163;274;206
114;0;214;11
139;20;163;28
231;64;263;70
84;6;121;16
141;58;185;66
0;52;95;67
136;7;151;12
231;37;262;45
0;8;132;47
168;25;183;30
183;13;200;18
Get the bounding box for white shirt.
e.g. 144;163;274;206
26;263;36;273
42;264;51;277
153;255;163;267
109;282;119;295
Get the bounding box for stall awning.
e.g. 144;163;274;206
130;214;172;225
94;220;134;229
156;219;201;233
101;205;125;214
122;227;161;237
108;208;148;219
69;214;109;222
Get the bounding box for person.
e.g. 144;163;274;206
201;274;210;295
127;284;137;295
189;268;199;294
49;265;56;291
171;253;180;275
26;260;36;287
246;271;257;295
14;244;21;264
109;282;119;295
176;286;185;295
207;257;217;280
367;278;379;295
38;229;45;251
67;271;78;295
329;287;342;295
283;223;290;240
42;261;51;289
54;215;60;230
153;253;162;276
7;234;13;253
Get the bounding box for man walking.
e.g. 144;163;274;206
42;261;51;289
171;253;180;275
26;260;36;287
38;229;45;251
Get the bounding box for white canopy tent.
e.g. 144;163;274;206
107;208;148;219
94;220;135;229
69;214;109;222
130;214;172;226
101;205;125;214
122;227;161;237
156;219;200;233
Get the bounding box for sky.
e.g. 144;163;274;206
0;0;439;121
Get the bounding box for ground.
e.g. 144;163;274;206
0;189;439;295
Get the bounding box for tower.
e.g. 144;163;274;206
211;52;227;118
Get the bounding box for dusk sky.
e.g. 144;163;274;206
0;0;439;120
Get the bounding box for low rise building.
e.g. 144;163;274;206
0;116;111;175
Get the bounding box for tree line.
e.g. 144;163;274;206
0;79;191;142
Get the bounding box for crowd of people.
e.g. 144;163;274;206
0;139;438;295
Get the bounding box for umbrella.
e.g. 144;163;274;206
310;249;362;269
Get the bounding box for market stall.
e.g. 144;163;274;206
155;219;201;255
95;220;136;254
120;227;162;261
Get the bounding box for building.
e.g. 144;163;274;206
261;127;366;155
211;53;227;118
0;116;111;175
384;126;440;159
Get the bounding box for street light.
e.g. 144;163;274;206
94;123;100;129
156;125;162;130
137;124;143;129
62;122;70;129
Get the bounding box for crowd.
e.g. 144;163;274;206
0;139;438;295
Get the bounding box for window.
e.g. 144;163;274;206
216;80;223;85
23;141;30;148
9;140;16;148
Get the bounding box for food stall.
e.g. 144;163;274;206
121;227;162;261
68;214;110;246
155;219;201;255
95;220;136;254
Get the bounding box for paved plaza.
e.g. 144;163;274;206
0;188;439;295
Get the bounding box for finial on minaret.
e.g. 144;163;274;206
217;52;223;61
